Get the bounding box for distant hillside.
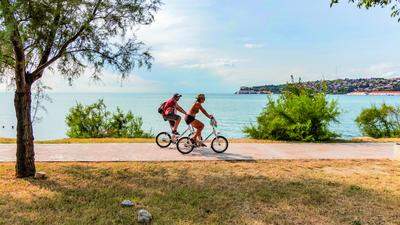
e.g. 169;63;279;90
235;77;400;94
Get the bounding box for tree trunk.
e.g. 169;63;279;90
14;84;36;178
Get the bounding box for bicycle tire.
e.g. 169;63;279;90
155;132;172;148
176;137;194;154
211;136;228;153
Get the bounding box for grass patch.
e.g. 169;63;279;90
1;137;400;144
351;137;400;143
0;160;399;224
0;137;154;144
0;137;15;143
35;138;154;144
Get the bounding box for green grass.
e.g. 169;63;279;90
0;160;399;224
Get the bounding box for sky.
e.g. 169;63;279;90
1;0;400;93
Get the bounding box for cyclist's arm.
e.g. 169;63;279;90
199;105;213;119
176;104;187;115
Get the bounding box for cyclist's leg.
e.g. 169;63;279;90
172;116;181;132
165;113;181;133
191;119;204;142
168;120;175;130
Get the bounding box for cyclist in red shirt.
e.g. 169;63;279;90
163;93;186;135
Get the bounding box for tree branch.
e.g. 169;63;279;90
30;0;103;82
1;0;26;89
66;48;115;61
26;3;62;84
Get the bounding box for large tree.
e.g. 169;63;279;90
0;0;161;177
331;0;400;21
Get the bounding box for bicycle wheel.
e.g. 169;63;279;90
211;136;228;153
156;132;172;148
177;137;194;154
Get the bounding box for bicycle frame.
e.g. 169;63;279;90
178;125;194;137
200;123;219;142
176;118;228;154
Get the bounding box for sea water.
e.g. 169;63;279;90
1;92;399;140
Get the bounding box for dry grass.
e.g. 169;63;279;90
351;137;400;143
0;137;154;144
0;160;399;225
2;136;400;144
35;138;154;144
0;137;16;143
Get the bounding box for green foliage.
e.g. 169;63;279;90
244;83;340;142
355;104;400;138
0;0;161;83
331;0;400;22
108;108;151;138
66;99;152;138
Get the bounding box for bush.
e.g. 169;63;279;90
66;99;152;138
355;104;400;138
243;83;340;141
108;108;151;138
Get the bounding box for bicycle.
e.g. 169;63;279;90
176;118;228;154
155;125;194;148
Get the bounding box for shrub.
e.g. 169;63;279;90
66;99;152;138
355;104;400;138
108;108;153;138
66;100;109;138
243;83;340;141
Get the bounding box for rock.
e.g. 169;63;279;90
120;200;134;207
137;209;152;224
35;172;47;179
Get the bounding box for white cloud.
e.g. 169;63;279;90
158;47;242;72
154;47;206;67
40;68;162;93
0;81;8;92
182;58;238;69
244;43;265;49
0;69;162;93
136;0;249;82
0;73;15;92
0;83;6;92
346;62;400;78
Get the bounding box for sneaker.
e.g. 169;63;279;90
172;130;180;135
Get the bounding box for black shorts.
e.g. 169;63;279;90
185;115;195;125
164;113;180;126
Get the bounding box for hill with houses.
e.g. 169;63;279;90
235;77;400;95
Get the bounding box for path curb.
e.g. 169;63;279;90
394;144;400;160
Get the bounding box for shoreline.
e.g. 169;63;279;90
234;92;400;96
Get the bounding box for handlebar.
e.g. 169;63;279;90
210;117;218;127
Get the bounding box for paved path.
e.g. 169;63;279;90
0;142;398;162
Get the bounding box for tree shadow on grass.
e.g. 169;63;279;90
190;148;256;161
164;145;256;161
1;163;399;225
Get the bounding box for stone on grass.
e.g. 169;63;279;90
137;209;152;224
35;172;47;179
120;200;134;207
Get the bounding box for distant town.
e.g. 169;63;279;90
235;77;400;96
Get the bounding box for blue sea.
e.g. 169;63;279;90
1;93;399;140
